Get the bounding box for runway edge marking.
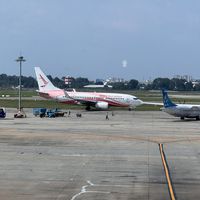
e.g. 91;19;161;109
159;143;176;200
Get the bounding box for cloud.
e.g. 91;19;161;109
122;60;128;68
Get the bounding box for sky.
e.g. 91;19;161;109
1;0;200;81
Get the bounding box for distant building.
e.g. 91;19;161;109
174;75;193;82
64;76;74;87
107;77;125;83
140;79;153;85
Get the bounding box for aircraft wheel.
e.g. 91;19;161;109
196;116;200;121
180;117;184;120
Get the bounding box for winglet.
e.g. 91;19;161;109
162;89;177;108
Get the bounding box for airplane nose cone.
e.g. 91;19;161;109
133;99;143;106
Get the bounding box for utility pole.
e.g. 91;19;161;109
16;56;26;111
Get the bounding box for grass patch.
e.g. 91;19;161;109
0;99;162;111
0;89;37;97
135;104;162;111
0;99;85;110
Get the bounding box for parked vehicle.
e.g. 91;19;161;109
33;108;47;118
33;108;65;118
0;108;6;118
46;108;65;118
52;108;65;117
14;109;26;118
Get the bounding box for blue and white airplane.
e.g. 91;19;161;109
162;89;200;120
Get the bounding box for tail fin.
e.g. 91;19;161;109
162;89;177;108
34;67;58;92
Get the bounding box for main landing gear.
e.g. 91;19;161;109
180;116;200;120
85;105;91;111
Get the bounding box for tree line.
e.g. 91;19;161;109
146;78;198;91
0;73;199;91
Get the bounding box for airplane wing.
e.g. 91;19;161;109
63;90;97;106
63;90;73;99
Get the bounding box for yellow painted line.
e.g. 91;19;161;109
159;143;176;200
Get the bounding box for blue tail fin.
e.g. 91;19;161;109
162;89;177;108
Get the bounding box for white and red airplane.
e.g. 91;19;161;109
35;67;146;110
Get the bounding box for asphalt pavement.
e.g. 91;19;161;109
0;109;199;199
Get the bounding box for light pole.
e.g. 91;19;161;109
16;56;26;111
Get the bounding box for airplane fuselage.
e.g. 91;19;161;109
39;89;142;108
163;104;200;118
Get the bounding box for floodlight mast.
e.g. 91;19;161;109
16;56;26;111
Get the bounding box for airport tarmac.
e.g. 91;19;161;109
0;109;200;200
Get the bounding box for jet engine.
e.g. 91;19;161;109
95;101;109;110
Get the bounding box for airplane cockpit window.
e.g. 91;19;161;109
133;97;139;100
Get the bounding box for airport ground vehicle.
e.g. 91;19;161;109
33;108;47;117
33;108;65;118
0;108;6;118
46;108;65;118
14;109;26;118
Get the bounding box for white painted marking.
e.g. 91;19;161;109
87;180;94;186
70;180;110;200
62;154;88;157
